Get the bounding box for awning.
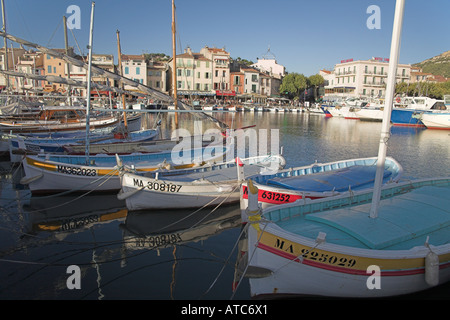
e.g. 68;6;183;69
215;90;236;96
177;90;215;96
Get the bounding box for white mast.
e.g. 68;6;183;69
369;0;405;219
85;1;95;164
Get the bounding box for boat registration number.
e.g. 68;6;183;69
133;178;182;193
133;233;183;248
57;165;97;176
242;186;299;204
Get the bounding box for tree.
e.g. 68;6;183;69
308;74;325;101
279;73;309;98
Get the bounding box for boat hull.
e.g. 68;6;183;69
244;178;450;298
391;109;425;127
241;157;402;210
420;112;450;130
21;145;232;194
247;225;450;298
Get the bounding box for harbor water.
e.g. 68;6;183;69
0;110;449;300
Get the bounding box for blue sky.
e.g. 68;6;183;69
3;0;449;76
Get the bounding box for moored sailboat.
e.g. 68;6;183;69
237;0;450;299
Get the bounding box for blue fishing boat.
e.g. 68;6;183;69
241;156;402;209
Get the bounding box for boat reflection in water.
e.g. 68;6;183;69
25;195;128;235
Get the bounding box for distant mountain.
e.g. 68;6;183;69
413;50;450;78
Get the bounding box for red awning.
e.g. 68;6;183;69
215;90;236;96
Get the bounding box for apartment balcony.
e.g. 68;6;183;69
363;81;386;87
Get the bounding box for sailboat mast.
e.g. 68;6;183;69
172;0;178;126
116;30;128;130
63;15;72;106
85;1;95;164
1;0;9;90
369;0;405;219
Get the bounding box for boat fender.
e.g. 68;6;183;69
20;173;43;185
425;237;439;286
315;232;327;245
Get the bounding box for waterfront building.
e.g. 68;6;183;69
0;47;26;90
322;57;411;99
199;46;232;98
251;55;285;79
43;48;74;93
147;59;169;95
15;50;44;92
121;54;147;91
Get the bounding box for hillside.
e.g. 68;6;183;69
413;50;450;78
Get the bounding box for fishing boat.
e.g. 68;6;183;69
9;125;157;156
20;144;232;195
236;0;450;298
240;177;450;298
118;154;286;211
0;105;120;133
240;156;402;209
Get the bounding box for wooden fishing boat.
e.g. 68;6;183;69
118;154;286;211
240;156;403;209
240;177;450;298
236;0;450;298
0;106;120;133
20;144;232;195
9;126;158;155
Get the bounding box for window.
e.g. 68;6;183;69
136;67;140;75
47;65;52;73
148;70;153;76
53;67;56;73
125;66;129;75
186;70;191;77
365;66;368;73
197;61;201;68
47;54;51;60
374;66;377;74
177;69;182;77
197;72;200;78
205;61;209;68
251;74;257;82
156;81;160;88
205;72;210;79
215;70;218;77
251;84;257;93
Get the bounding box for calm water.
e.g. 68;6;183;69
0;111;449;301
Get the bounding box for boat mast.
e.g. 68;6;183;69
63;15;72;106
85;1;95;164
369;0;405;219
1;0;9;90
116;30;128;131
172;0;178;127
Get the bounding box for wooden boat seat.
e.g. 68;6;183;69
266;165;392;192
304;186;450;249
